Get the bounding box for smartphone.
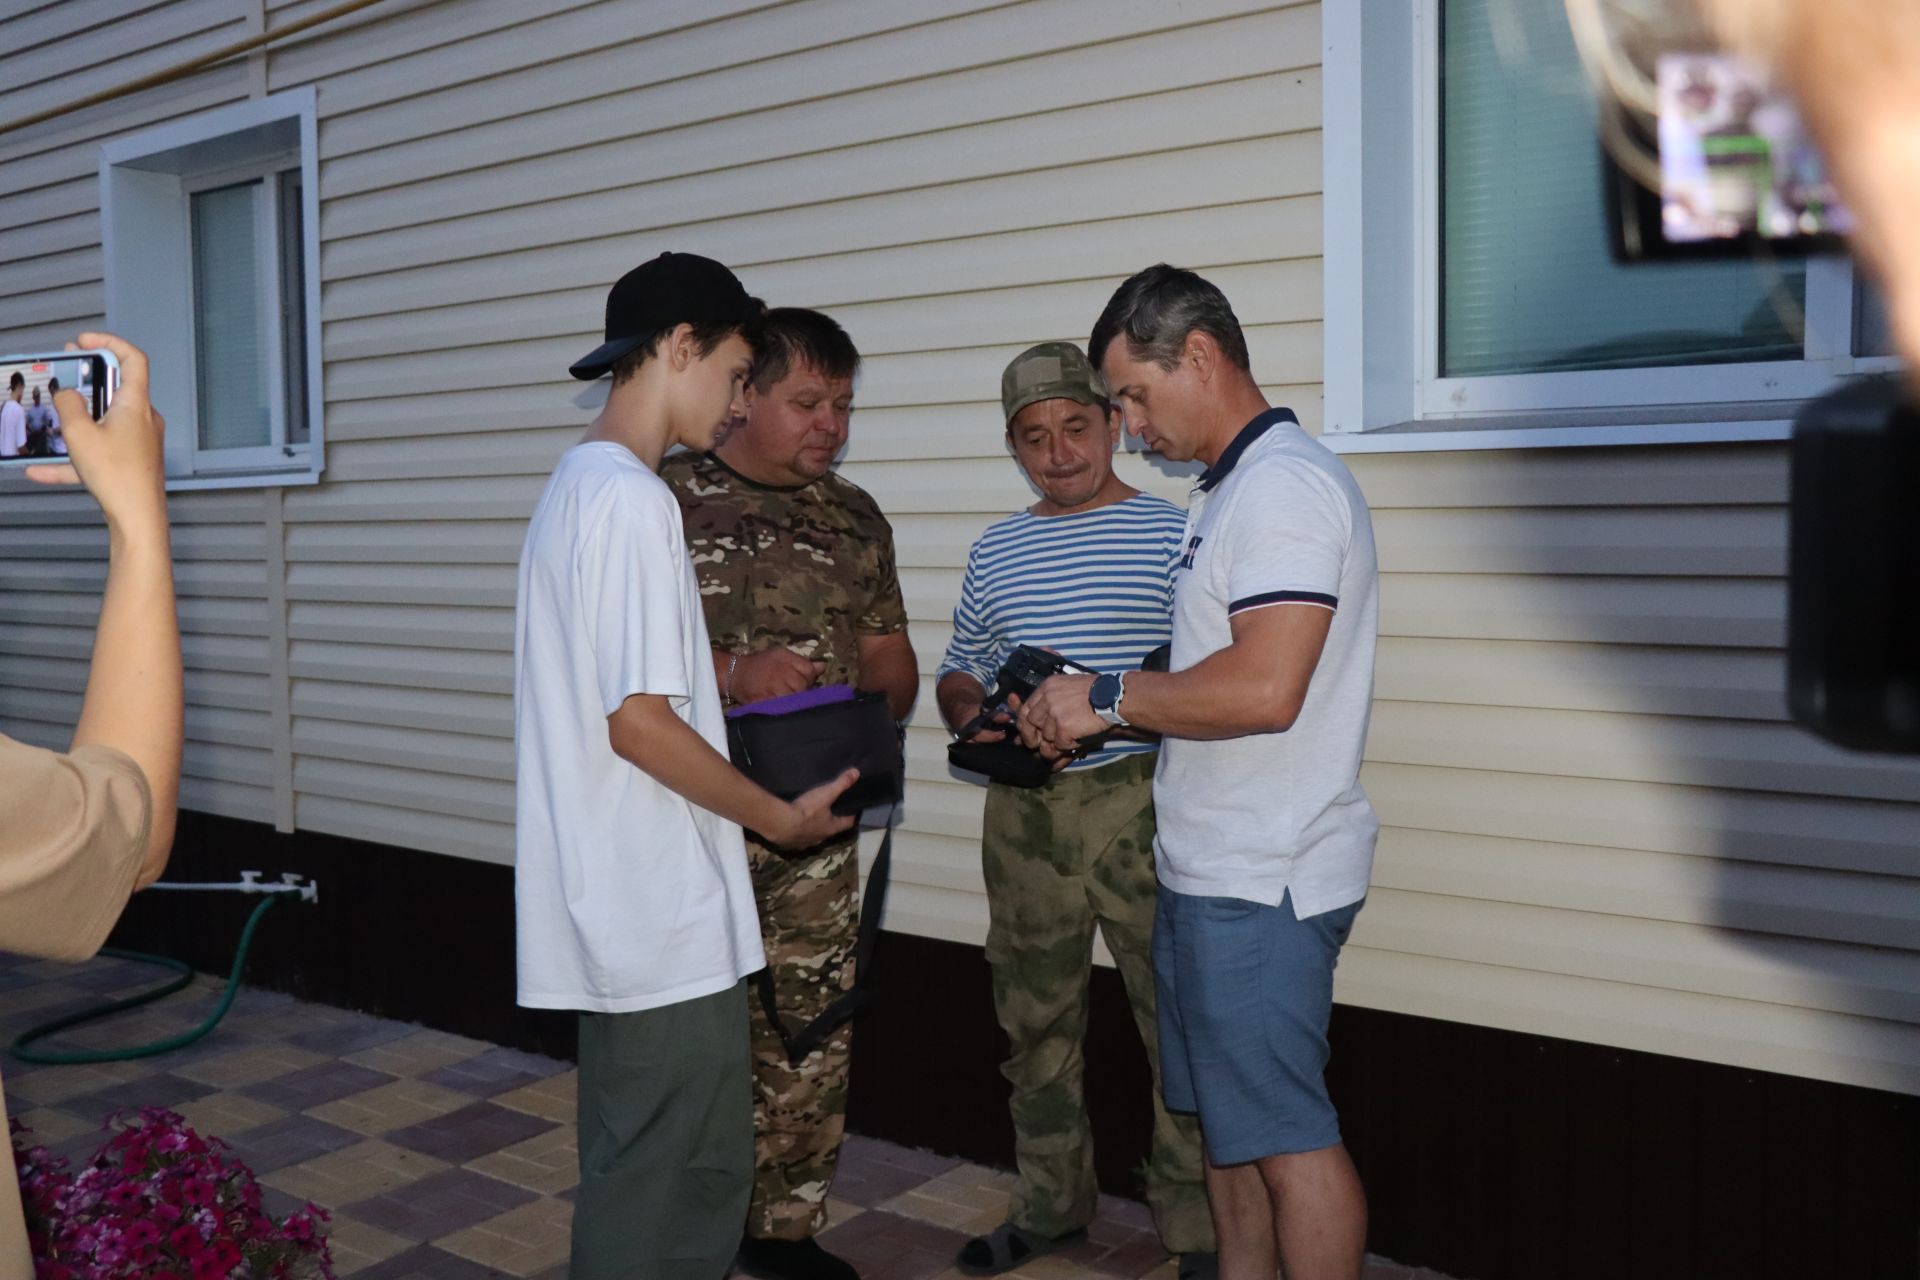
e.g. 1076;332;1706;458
0;349;119;466
1609;52;1853;261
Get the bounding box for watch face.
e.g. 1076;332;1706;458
1090;673;1121;712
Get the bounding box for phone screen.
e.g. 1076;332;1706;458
1611;52;1852;262
0;354;114;465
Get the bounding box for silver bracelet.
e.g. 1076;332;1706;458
724;652;741;704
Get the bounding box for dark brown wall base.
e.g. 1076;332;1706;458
107;812;1920;1280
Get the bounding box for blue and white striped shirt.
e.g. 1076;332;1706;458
938;492;1186;770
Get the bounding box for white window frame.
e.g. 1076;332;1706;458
100;89;323;490
1320;1;1901;454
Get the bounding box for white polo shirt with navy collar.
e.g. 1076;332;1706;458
1152;407;1380;920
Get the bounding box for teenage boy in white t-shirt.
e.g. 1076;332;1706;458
515;252;858;1280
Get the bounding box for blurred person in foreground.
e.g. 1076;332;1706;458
1685;0;1920;374
0;333;183;1274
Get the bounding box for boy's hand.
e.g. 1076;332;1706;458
770;768;860;849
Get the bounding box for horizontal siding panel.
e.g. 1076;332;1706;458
1336;946;1920;1096
1373;506;1785;577
321;131;1316;281
324;75;1313;261
294;757;513;825
1379;572;1785;647
273;0;664;104
292;717;512;780
182;741;273;788
317;0;1286;164
292;681;510;738
0;0;239;142
0;593;268;636
294;794;513;865
284;476;547;523
1373;827;1920;952
323;8;1313;224
323;253;1317;367
1364;762;1920;878
178;775;274;824
1348;444;1789;509
285;602;510;651
1374;637;1790;721
1367;700;1920;803
285;522;526;565
1357;888;1920;1025
325;196;1319;336
288;642;510;693
284;563;514;608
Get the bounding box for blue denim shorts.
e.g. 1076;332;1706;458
1152;885;1363;1165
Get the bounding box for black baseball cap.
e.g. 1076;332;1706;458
568;252;760;380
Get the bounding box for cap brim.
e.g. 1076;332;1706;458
568;334;651;381
1004;383;1105;425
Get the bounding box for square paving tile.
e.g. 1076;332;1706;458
260;1137;450;1204
385;1100;558;1164
309;1077;476;1137
466;1126;578;1197
242;1060;398;1111
436;1197;573;1277
223;1112;365;1175
172;1043;331;1089
345;1029;493;1079
492;1070;575;1123
55;1070;219;1123
349;1243;520;1280
817;1207;971;1280
171;1089;290;1139
2;1059;147;1106
341;1166;538;1241
421;1046;569;1100
318;1213;417;1275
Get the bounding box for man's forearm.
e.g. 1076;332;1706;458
70;529;181;888
1108;642;1316;742
860;645;920;720
935;672;988;734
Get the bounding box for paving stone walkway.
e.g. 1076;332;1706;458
0;949;1447;1279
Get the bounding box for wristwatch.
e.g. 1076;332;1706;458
1089;672;1129;729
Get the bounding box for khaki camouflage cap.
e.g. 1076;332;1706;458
1000;341;1108;426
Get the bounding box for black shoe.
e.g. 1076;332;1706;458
735;1234;860;1280
954;1221;1089;1276
1177;1251;1220;1280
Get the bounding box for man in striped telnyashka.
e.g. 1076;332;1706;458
936;342;1216;1279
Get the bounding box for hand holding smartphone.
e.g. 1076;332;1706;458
5;334;167;542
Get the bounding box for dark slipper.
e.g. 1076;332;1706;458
954;1221;1089;1276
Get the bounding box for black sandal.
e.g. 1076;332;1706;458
954;1221;1089;1276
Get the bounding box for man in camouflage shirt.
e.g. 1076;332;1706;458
661;307;918;1280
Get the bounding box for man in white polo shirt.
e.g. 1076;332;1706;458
1016;265;1378;1280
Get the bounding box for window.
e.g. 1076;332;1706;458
1322;0;1900;451
100;90;322;488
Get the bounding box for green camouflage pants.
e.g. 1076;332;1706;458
744;832;859;1241
982;750;1214;1254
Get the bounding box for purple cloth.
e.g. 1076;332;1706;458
725;683;857;718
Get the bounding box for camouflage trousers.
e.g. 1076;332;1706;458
744;832;860;1241
982;751;1215;1254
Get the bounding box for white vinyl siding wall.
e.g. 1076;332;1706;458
1;0;1916;1097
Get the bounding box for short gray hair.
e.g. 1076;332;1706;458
1088;264;1251;373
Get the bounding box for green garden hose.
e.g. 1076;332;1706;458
10;893;284;1066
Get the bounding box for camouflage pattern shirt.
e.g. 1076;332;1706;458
659;450;908;690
